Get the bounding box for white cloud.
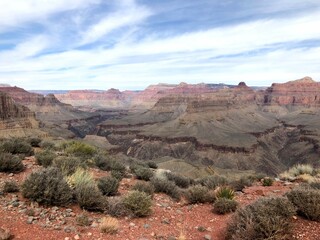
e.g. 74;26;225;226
80;2;152;45
0;0;100;31
1;1;320;89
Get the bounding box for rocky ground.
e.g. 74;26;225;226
0;157;320;240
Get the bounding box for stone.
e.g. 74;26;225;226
129;222;136;227
0;227;12;240
204;234;212;240
74;234;80;240
161;218;170;224
26;216;34;224
143;224;150;229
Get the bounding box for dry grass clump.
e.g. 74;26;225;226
70;168;106;211
99;216;119;234
279;164;315;182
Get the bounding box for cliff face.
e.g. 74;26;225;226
0;92;34;120
0;92;42;137
264;77;320;106
55;83;237;110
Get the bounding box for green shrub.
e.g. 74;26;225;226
165;172;191;188
262;177;273;186
63;141;96;158
132;181;155;196
39;141;55;150
97;176;119;196
213;198;238;214
123;191;152;217
196;175;228;189
185;185;214;204
134;167;154;181
21;167;72;206
0;138;33;156
151;177;181;201
28;137;42;147
286;188;320;221
226;197;296;240
146;161;158;169
0;153;24;173
216;186;235;200
35;150;56;167
107;197;130;217
94;153;111;171
72;169;106;211
53;156;85;176
3;181;19;193
230;176;254;191
111;170;126;180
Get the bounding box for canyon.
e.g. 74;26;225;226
1;77;320;176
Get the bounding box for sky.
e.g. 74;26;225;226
0;0;320;90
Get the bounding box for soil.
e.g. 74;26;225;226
0;157;319;240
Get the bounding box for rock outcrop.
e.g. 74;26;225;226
264;76;320;106
0;92;42;137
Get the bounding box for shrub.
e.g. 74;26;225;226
151;177;181;201
216;186;235;200
226;197;296;240
0;138;33;156
147;161;158;169
111;170;126;180
107;197;130;217
71;168;106;211
63;141;96;158
21;167;72;206
28;137;42;147
3;181;19;193
134;167;154;181
99;216;119;234
196;175;228;190
280;164;315;181
76;213;92;226
213;198;238;214
132;181;155;196
53;156;85;176
230;176;254;191
165;172;191;188
0;153;24;173
35;150;56;167
94;153;111;171
123;191;152;217
97;176;119;196
185;185;214;204
262;177;273;186
310;181;320;190
286;188;320;221
39;141;55;150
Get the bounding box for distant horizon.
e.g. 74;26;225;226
1;75;316;92
1;0;320;90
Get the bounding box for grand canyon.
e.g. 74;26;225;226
1;1;320;239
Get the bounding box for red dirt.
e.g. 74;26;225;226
0;158;320;240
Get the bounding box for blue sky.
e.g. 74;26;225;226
0;0;320;90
